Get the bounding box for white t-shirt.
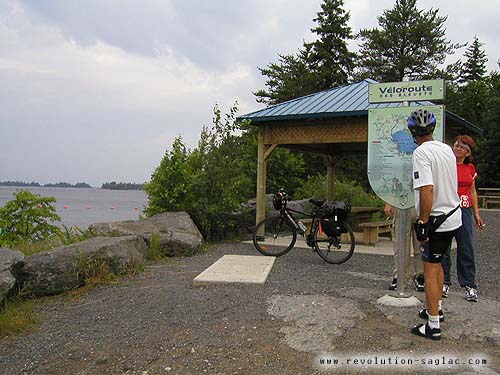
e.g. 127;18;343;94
412;140;462;232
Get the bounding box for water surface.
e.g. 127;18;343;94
0;186;148;229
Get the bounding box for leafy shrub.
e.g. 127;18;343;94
294;174;384;207
0;190;61;247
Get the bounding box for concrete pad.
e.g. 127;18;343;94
193;255;275;286
377;294;422;307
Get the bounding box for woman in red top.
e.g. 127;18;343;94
442;135;485;302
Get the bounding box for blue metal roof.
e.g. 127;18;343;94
238;79;481;134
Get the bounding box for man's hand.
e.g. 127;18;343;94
414;219;430;242
384;204;394;217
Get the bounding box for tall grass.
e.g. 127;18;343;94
0;295;39;338
13;225;97;256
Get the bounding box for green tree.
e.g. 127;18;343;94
446;37;490;124
253;48;317;105
476;72;500;187
306;0;356;90
0;190;61;246
356;0;462;82
254;0;355;105
461;36;488;82
144;136;190;215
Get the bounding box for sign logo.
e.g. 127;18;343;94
369;79;445;103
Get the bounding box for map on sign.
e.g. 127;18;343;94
367;105;444;209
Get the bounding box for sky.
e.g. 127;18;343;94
1;0;498;187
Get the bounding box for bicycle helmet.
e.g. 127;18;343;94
407;109;436;137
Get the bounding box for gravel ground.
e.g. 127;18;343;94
0;209;499;375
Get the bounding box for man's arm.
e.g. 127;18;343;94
418;185;433;223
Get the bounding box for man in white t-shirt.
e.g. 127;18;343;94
408;109;462;341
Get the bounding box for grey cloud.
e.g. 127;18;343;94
20;0;318;70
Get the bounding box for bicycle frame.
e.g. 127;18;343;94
281;204;317;236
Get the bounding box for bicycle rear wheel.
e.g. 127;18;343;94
253;216;297;257
314;221;355;264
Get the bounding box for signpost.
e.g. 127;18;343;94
368;78;445;297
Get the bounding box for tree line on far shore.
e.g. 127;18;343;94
101;182;144;190
0;181;144;190
0;181;91;188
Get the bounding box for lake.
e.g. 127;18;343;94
0;186;148;229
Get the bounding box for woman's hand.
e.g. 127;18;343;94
475;214;485;230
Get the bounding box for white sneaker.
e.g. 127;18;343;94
465;286;478;302
442;284;449;298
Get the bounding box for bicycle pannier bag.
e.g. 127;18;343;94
320;218;342;237
316;201;350;221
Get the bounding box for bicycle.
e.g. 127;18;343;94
252;189;355;264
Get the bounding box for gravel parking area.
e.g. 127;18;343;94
0;209;499;374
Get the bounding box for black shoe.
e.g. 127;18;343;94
388;277;397;290
414;274;425;292
419;308;444;322
411;323;441;340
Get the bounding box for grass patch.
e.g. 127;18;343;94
70;254;145;298
147;232;164;260
0;297;40;338
12;225;97;257
13;238;61;256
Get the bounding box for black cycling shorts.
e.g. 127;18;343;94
419;230;457;263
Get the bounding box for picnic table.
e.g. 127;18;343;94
478;188;500;209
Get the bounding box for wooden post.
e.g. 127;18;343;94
326;155;334;201
256;127;267;225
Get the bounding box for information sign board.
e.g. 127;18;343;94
367;105;444;209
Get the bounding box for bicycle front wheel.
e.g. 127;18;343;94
253;216;297;257
314;221;355;264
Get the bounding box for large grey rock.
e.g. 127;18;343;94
0;248;25;303
11;236;148;297
90;212;203;256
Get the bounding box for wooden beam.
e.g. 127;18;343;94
326;155;334;201
256;128;267;225
264;144;278;160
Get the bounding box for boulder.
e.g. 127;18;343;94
90;211;203;256
0;248;25;304
11;236;148;297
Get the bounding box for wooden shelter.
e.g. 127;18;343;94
238;79;482;224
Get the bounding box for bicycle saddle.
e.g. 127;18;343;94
309;198;325;207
